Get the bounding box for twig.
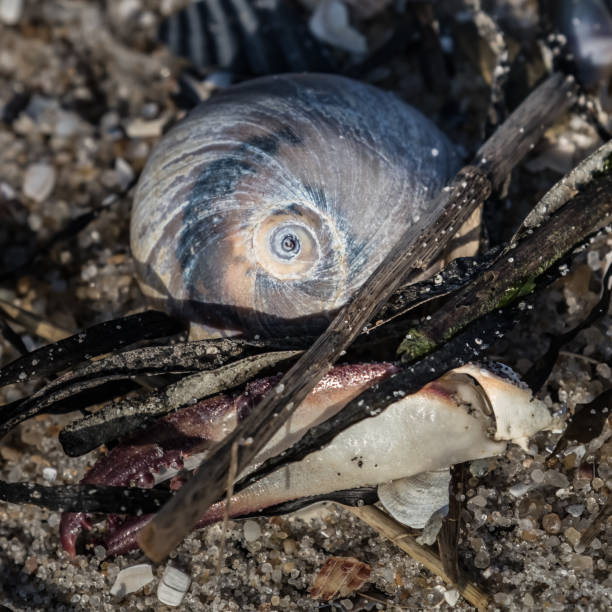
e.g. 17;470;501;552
0;317;28;356
514;140;612;239
438;464;465;582
137;72;577;562
345;505;490;612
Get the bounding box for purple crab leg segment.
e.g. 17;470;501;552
60;362;397;557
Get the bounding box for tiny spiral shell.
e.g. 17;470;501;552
131;73;459;338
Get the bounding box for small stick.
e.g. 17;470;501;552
438;464;465;582
345;505;489;612
138;72;576;562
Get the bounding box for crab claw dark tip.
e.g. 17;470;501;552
59;512;91;558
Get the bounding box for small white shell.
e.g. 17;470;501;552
157;565;192;607
109;563;154;597
377;469;450;528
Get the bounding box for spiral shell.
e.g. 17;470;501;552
131;73;459;338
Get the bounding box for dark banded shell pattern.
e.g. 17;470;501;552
158;0;332;75
130;73;459;338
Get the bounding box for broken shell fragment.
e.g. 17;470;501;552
310;556;371;600
157;565;191;607
378;469;451;529
109;563;154;598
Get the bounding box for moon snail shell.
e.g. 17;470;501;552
131;73;459;338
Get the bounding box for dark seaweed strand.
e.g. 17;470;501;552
373;247;502;327
0;336;304;439
550;387;612;457
0;311;184;387
0;479;376;518
58;350;301;457
241;487;379;518
0;481;172;514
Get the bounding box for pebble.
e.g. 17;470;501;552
42;467;57;481
474;550;490;568
109;564;154;597
587;250;601;271
22;163;56;203
0;0;23;25
493;593;512;606
468;495;487;508
564;526;582;548
566;504;584;517
521;529;539;542
543;470;570;488
523;593;535;608
282;538;297;555
24;556;38;574
243;520;261;542
595;363;611;379
542;513;562;534
157;565;191;607
115;157;134;190
444;588;460;607
569;554;593;572
0;182;16;199
509;482;534;497
126;116;167;138
309;0;367;54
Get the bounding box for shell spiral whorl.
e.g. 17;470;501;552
131;74;459;338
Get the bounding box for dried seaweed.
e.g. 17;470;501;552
0;310;183;387
59;350;300;456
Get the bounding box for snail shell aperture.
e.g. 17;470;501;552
131;73;459;338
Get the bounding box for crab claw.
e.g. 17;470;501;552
59;362;397;557
93;362;556;555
